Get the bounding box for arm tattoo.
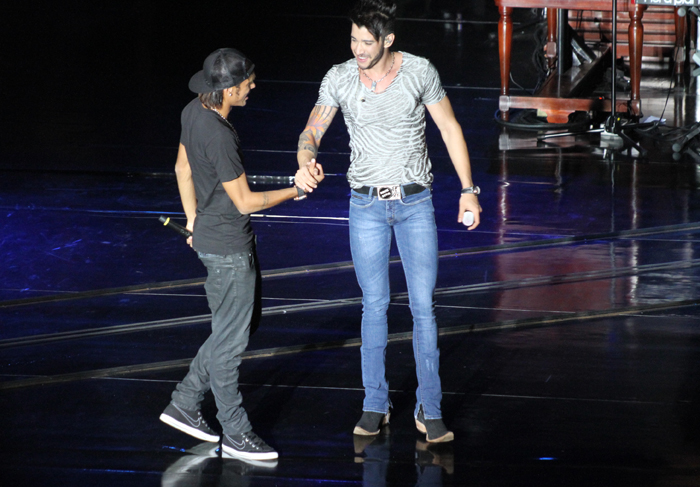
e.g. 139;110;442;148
298;105;336;155
261;192;269;210
297;134;318;157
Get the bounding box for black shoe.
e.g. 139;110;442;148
353;410;390;436
160;403;220;442
222;431;278;461
415;406;454;443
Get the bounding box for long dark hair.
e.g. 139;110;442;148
198;91;224;109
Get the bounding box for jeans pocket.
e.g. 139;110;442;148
350;191;375;209
400;188;432;206
231;251;255;271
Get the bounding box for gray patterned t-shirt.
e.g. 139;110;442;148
316;52;446;188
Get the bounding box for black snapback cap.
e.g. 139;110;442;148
188;48;255;94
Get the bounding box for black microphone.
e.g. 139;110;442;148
158;216;192;237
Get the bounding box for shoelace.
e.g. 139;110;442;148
241;432;267;450
196;412;213;430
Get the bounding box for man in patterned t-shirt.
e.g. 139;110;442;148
295;0;481;443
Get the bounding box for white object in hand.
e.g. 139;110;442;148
463;211;474;226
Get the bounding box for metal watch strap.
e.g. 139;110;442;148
461;186;480;195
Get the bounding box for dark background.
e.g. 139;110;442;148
0;0;509;173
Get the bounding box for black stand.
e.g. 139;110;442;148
557;9;572;76
537;0;649;158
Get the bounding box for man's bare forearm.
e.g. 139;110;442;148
297;105;336;167
176;173;197;222
297;131;318;166
175;144;197;224
240;187;298;214
441;124;474;188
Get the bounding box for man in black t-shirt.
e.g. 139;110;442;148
159;48;324;462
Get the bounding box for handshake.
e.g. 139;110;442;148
294;159;325;198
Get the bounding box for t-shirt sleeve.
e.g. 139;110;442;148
422;61;446;106
315;67;341;108
207;133;245;183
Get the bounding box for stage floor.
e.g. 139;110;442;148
3;1;700;485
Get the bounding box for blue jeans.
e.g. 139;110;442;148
171;248;258;435
349;186;443;420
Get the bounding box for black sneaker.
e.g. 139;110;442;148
160;403;220;442
353;410;390;436
222;431;278;461
415;406;454;443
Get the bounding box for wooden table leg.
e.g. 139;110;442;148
546;8;558;70
628;4;647;117
498;6;513;121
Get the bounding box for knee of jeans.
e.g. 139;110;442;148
409;298;435;318
363;294;390;314
413;317;438;339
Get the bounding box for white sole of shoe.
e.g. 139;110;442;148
222;443;279;461
160;413;220;442
222;450;279;466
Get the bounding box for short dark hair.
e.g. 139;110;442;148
349;0;397;41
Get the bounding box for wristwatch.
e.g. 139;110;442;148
461;186;480;195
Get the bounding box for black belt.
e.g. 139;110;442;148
354;183;427;200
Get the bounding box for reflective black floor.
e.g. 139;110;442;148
4;1;700;485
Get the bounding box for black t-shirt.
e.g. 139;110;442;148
180;98;254;255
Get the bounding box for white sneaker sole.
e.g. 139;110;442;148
160;413;220;442
222;443;279;461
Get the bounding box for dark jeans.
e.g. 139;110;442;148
171;248;259;435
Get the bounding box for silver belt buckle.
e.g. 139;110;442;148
376;185;401;200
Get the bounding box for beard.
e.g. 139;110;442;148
357;44;386;71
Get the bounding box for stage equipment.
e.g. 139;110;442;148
599;0;648;155
672;122;700;153
495;0;648;124
538;0;652;157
